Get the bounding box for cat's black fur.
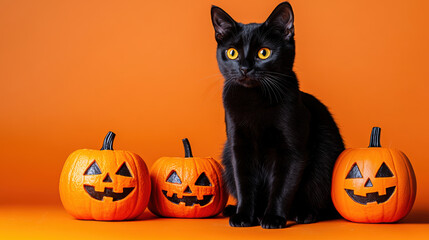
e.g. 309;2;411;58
211;2;345;229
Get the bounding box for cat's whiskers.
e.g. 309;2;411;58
223;78;236;97
200;74;228;100
258;78;267;98
259;78;274;103
265;73;297;90
197;72;224;81
259;70;295;79
258;73;292;104
261;77;281;104
223;72;294;104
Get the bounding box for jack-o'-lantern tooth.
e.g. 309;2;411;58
94;185;105;192
196;194;205;201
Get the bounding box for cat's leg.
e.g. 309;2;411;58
228;130;259;227
293;141;341;224
292;196;320;224
223;205;237;217
221;144;238;217
293;191;335;224
260;148;308;229
292;175;338;224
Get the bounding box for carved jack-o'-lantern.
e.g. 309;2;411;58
59;132;151;220
332;127;417;223
148;139;228;218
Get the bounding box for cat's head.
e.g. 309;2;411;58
211;2;296;90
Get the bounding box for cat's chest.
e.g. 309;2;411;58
225;101;288;141
228;116;287;151
224;88;281;119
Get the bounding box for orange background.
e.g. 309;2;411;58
0;0;428;218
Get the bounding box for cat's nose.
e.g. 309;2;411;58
239;67;251;76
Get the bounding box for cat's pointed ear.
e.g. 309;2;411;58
264;2;294;40
211;6;238;42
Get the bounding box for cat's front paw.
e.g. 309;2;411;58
295;213;318;224
229;213;258;227
260;215;287;229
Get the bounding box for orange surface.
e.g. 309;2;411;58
0;205;428;240
1;0;429;238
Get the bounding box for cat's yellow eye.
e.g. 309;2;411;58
226;48;239;60
258;48;271;60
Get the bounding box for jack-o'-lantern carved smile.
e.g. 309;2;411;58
83;160;135;202
344;162;396;205
162;171;214;206
161;191;213;206
345;187;395;205
84;185;134;201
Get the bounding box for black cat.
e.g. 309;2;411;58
211;2;345;229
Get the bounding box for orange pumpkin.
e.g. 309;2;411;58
332;127;416;223
59;131;151;220
148;138;228;218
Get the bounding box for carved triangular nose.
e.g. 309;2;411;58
103;173;113;182
364;178;373;187
184;186;192;193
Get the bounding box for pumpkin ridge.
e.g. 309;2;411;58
403;151;417;220
207;158;223;216
150;158;163;216
128;152;139;219
120;151;130;219
128;151;149;220
66;151;80;218
401;151;411;220
113;150;119;219
387;149;398;222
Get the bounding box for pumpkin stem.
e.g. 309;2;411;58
369;127;381;148
101;131;116;150
182;138;193;158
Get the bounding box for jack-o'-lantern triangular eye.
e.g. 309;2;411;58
195;172;212;186
116;162;132;177
346;163;363;179
84;161;102;175
375;162;394;177
166;171;182;184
